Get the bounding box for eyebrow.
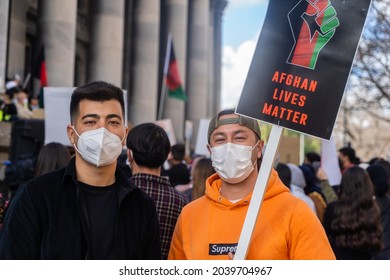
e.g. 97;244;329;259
233;129;249;135
81;114;99;120
106;113;123;120
211;132;226;138
216;129;249;134
81;113;123;120
212;129;249;138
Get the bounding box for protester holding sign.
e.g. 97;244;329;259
168;109;335;260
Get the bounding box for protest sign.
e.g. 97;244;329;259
194;118;211;157
44;87;74;145
236;0;372;140
321;137;342;186
155;118;177;146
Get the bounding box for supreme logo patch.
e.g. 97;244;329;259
209;243;238;255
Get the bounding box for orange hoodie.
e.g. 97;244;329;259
168;169;335;260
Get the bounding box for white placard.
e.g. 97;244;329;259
155;118;177;146
194;118;211;157
321;137;342;186
184;120;193;140
44;87;74;146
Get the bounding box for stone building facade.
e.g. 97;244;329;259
0;0;227;145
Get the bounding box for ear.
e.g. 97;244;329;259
126;149;133;162
67;124;76;145
122;126;129;145
256;140;264;159
207;144;212;156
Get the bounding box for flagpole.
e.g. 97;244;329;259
22;73;31;89
158;33;173;120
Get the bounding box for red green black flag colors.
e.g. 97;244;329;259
34;46;48;108
164;38;187;102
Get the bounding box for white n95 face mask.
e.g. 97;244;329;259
73;127;124;167
211;142;257;184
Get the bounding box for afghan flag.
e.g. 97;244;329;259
34;46;48;108
164;39;187;101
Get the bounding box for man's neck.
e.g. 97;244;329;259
170;159;182;166
75;156;116;187
132;164;161;177
343;161;354;169
220;169;258;200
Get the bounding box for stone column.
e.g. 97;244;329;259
208;1;215;116
122;1;134;92
40;0;77;86
161;0;189;142
0;0;10;86
6;0;27;81
211;0;227;114
89;0;124;86
128;0;160;125
186;0;209;148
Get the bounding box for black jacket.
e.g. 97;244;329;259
0;158;161;259
373;195;390;260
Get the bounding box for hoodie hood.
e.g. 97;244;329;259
287;163;306;189
205;169;289;209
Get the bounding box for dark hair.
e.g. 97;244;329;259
305;152;321;163
276;163;291;189
339;147;360;165
329;166;383;253
368;157;382;165
367;164;389;196
171;144;186;161
299;164;324;198
34;142;71;177
126;123;170;168
374;159;390;174
69;81;125;124
373;159;390;196
191;157;215;200
5;86;21;99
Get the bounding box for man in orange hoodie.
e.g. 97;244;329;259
168;109;335;260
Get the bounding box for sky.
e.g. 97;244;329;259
221;0;269;109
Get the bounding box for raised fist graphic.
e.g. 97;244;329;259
287;0;340;69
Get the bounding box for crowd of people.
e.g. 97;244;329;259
276;149;390;259
0;77;36;122
0;80;389;260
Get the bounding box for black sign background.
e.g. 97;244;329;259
236;0;372;140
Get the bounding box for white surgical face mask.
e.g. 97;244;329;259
73;126;124;167
211;142;257;184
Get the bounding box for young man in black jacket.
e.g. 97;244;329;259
0;81;161;259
